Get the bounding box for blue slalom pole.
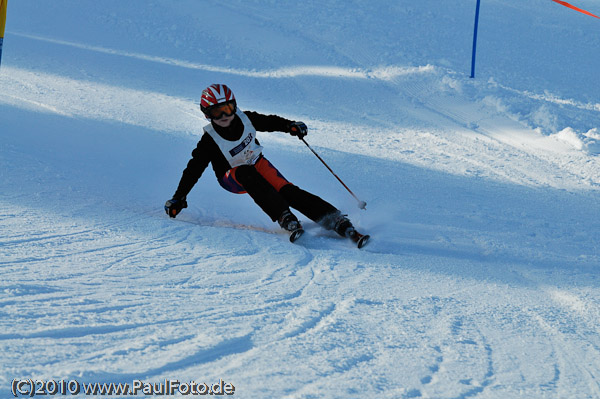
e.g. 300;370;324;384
470;0;481;78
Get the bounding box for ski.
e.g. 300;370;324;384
348;229;370;249
290;226;369;248
289;227;305;243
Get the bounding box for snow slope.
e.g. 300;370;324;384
1;0;600;397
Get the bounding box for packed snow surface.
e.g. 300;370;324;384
1;1;600;398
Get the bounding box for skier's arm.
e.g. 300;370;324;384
172;135;213;200
243;110;307;137
244;111;291;132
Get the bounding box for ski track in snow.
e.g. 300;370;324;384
2;1;600;398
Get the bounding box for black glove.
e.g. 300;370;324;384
164;198;187;218
288;121;308;139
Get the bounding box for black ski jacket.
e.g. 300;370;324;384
172;111;294;200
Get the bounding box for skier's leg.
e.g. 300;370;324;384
248;157;356;236
239;157;302;231
279;184;355;237
251;158;366;243
254;157;292;192
233;165;290;222
278;184;335;221
252;156;335;222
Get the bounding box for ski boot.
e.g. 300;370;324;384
278;210;304;243
334;215;370;249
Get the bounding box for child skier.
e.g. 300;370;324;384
165;84;368;246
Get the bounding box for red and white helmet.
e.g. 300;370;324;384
200;84;236;116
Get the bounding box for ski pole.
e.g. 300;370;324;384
300;137;367;210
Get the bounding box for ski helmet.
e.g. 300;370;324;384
200;84;237;117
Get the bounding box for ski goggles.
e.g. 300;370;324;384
207;102;236;120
